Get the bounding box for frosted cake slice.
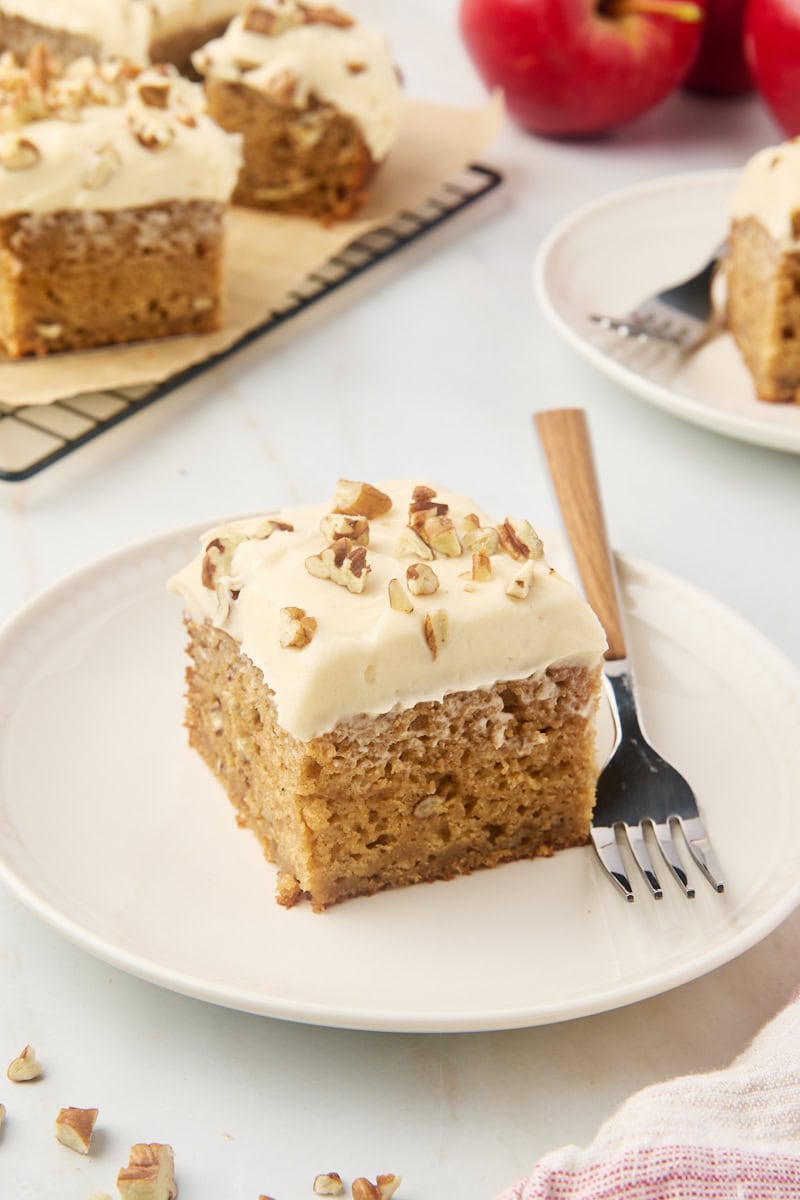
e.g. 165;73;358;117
193;0;401;220
168;479;607;910
0;48;241;356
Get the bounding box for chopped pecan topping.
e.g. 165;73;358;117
406;562;439;596
117;1143;177;1200
506;559;536;599
395;526;434;561
320;512;369;546
377;1176;402;1200
138;81;171;108
346;61;367;73
313;1173;344;1196
7;1044;42;1082
55;1106;98;1155
333;478;392;519
422;514;462;557
263;67;299;107
0;132;39;169
351;1181;380;1200
129;109;174;149
301;3;355;27
305;537;370;593
471;550;492;582
242;5;283;33
201;520;292;589
27;43;50;92
423;610;449;659
279;606;317;648
202;537;233;588
461;513;499;555
81;142;121;189
497;517;544;562
388;577;414;613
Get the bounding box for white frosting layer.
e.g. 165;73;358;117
0;0;243;60
193;3;401;160
0;64;242;215
731;139;800;247
168;482;607;742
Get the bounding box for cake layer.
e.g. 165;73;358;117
168;480;607;742
0;54;242;216
184;618;602;909
0;1;243;63
0;201;225;355
193;0;401;161
204;75;375;216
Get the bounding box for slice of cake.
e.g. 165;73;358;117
0;49;242;357
192;1;402;220
727;140;800;404
0;1;245;74
168;479;607;911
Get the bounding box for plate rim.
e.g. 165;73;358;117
533;167;800;456
2;519;800;1033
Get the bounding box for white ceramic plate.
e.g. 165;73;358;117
1;522;800;1033
534;169;800;455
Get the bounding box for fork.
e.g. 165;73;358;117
590;242;726;353
534;407;725;902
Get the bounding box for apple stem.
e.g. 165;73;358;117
602;0;704;21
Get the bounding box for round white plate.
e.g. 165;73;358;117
534;169;800;455
1;522;799;1033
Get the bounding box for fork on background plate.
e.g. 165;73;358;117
590;242;726;353
534;407;725;902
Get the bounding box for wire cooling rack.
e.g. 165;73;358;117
0;163;502;482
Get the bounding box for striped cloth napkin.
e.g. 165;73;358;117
497;994;800;1200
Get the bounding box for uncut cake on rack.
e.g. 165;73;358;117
168;479;607;911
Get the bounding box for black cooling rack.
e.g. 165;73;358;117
0;163;502;482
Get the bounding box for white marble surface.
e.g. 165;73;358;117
1;2;799;1198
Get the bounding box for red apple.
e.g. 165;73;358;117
745;0;800;135
683;0;752;94
459;0;706;137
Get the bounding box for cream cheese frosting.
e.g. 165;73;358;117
0;56;242;214
168;481;607;742
193;1;401;160
0;1;243;61
731;138;800;247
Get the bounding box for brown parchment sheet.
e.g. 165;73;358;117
0;94;502;408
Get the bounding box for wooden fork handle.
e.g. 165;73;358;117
534;408;627;661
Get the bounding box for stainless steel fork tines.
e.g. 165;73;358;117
590;242;726;353
593;662;725;902
535;407;726;903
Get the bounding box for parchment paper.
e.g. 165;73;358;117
0;94;502;408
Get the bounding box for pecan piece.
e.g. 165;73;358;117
406;563;439;596
388;577;414;613
305;537;370;593
333;478;392;519
313;1173;344;1195
279;606;317;648
55;1106;98;1155
117;1143;177;1200
320;512;369;546
506;559;536;599
497;517;544;562
7;1044;42;1082
423;609;449;659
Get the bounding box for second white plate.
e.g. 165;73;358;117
1;522;800;1032
534;169;800;455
